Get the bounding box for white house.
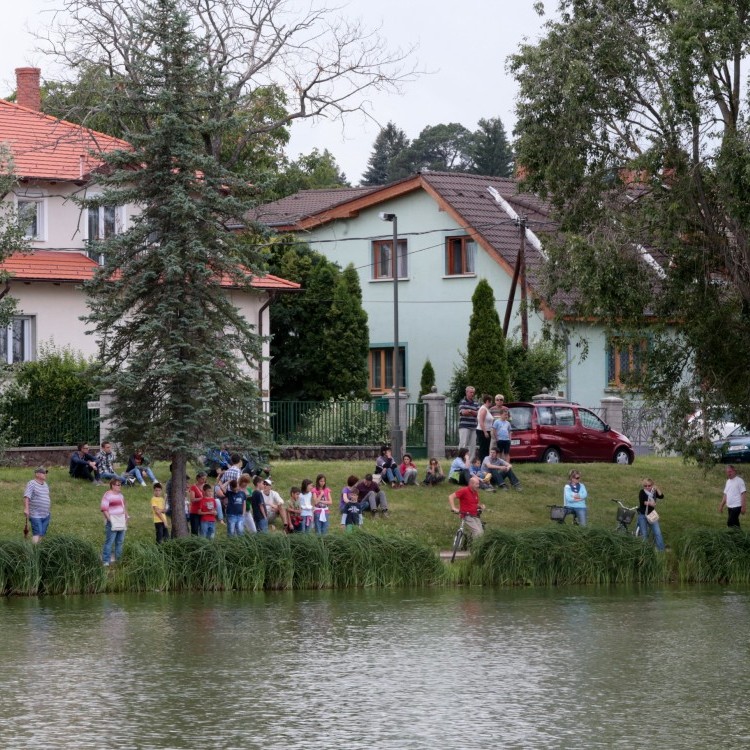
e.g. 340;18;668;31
251;171;634;406
0;68;299;398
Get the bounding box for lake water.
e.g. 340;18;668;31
1;585;749;749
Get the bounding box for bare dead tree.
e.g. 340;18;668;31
39;0;418;167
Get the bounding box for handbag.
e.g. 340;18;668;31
646;509;659;524
109;514;127;531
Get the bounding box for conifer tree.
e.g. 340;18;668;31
419;360;436;398
466;280;512;399
361;122;410;186
470;117;514;177
82;0;264;536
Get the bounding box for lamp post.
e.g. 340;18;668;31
379;211;403;461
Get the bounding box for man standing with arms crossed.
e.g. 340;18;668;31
458;385;479;458
719;464;746;528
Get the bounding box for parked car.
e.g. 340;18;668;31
713;426;750;463
687;408;740;440
507;401;635;464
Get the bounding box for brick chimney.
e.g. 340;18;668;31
16;67;41;111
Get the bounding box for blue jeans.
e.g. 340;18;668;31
300;515;313;533
226;515;244;536
315;517;329;534
102;520;125;562
565;506;587;526
383;466;404;484
636;513;665;551
127;466;157;484
256;517;269;533
99;471;127;483
200;520;216;539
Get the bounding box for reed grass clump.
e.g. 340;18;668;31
37;535;104;595
674;529;750;582
114;541;171;592
467;527;667;586
326;530;445;588
159;537;227;591
0;539;40;595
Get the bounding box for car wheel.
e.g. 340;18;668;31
613;448;632;465
542;447;561;463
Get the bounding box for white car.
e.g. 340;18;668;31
687;408;741;440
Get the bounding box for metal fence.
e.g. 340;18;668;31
264;400;389;446
6;399;99;447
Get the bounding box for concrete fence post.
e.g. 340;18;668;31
422;388;447;459
600;396;624;434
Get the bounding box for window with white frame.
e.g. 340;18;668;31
0;317;33;364
17;196;45;240
87;204;122;241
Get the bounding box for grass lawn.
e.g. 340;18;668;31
2;455;734;551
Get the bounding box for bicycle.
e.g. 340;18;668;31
611;498;641;536
450;508;484;563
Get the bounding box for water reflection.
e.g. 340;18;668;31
0;586;748;749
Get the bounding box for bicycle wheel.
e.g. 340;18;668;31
451;527;464;563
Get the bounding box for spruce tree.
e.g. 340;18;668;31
466;280;512;399
470;117;514;177
361;122;410;186
82;0;263;536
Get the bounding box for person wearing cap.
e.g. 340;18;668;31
260;478;290;530
24;467;51;543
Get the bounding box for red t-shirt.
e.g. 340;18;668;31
199;496;217;523
455;486;480;516
189;484;203;514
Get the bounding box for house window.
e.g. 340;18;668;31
87;205;122;241
0;317;33;364
17;198;45;240
607;338;648;387
369;347;406;392
445;236;476;275
371;239;407;280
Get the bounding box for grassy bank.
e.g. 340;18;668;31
0;455;733;547
1;456;748;594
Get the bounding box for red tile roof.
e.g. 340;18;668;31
0;250;300;292
0;98;130;182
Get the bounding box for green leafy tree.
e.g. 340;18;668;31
470;117;513;178
325;264;370;398
265;243;369;400
82;0;265;536
361;122;410;186
506;339;564;401
509;0;750;453
391;123;475;176
0;345;96;447
271;148;349;199
466;280;512;398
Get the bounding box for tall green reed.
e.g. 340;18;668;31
37;535;104;595
0;539;40;595
674;529;750;582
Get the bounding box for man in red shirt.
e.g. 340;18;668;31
448;475;485;539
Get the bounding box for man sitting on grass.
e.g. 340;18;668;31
481;447;522;492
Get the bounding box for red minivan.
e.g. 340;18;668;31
507;401;634;464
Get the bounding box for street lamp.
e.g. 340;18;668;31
378;211;404;460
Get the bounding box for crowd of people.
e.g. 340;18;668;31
19;418;749;562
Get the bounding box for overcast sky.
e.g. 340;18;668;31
1;0;549;185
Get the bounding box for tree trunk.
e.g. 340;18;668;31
169;452;189;538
